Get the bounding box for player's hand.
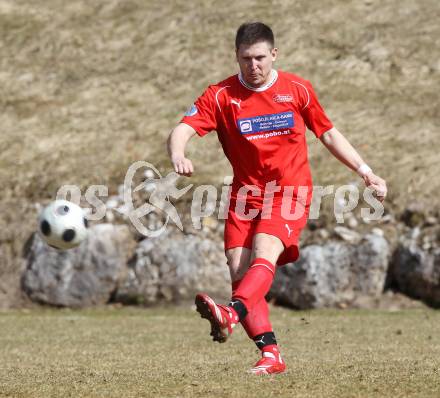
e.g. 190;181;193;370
363;172;387;202
171;155;194;177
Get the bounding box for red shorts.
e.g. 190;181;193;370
224;197;308;266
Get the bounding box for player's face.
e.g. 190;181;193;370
236;41;278;88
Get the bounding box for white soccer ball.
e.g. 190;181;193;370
38;200;89;250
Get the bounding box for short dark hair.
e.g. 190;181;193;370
235;22;275;50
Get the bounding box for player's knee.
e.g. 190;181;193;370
226;257;243;280
229;267;242;282
253;239;275;255
252;234;284;264
226;249;250;281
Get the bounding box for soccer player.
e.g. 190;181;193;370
167;22;387;375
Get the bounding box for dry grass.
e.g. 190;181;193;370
0;306;439;397
0;0;439;306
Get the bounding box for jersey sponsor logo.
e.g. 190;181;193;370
273;94;293;103
184;104;198;116
245;129;291;141
239;119;253;133
237;111;294;135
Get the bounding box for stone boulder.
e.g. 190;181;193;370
22;224;134;307
269;234;390;309
115;231;230;305
389;244;440;307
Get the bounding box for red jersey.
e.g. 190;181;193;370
181;70;333;207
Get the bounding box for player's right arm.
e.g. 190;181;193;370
168;84;221;176
167;123;197;176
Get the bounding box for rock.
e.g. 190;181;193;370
216;221;225;235
347;215;359;229
115;230;230;305
334;226;361;243
389;244;440;307
380;214;395;224
422;242;431;251
318;229;330;240
425;216;438;227
202;216;218;231
22;224;134;307
371;227;384;237
352;234;390;295
105;209;115;223
144;169;155;179
409;227;421;241
106;196;120;209
401;203;426;227
269;234;390;309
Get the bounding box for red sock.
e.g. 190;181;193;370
232;280;272;338
242;299;272;338
232;258;275;312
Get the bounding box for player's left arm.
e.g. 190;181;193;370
319;127;387;202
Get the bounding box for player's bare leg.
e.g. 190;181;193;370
250;233;284;264
226;246;252;283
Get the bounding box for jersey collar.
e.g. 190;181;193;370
238;69;278;92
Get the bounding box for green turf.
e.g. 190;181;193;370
0;306;439;397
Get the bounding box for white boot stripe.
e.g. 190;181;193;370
214;305;222;322
263;352;276;359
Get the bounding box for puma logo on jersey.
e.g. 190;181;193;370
231;99;242;109
285;223;294;238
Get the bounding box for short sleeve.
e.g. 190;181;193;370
299;81;333;138
180;86;219;137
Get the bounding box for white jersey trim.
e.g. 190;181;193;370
291;80;310;110
238;69;278;92
215;86;230;112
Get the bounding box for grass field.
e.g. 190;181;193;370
0;307;439;397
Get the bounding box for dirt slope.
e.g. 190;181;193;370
0;0;439;306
